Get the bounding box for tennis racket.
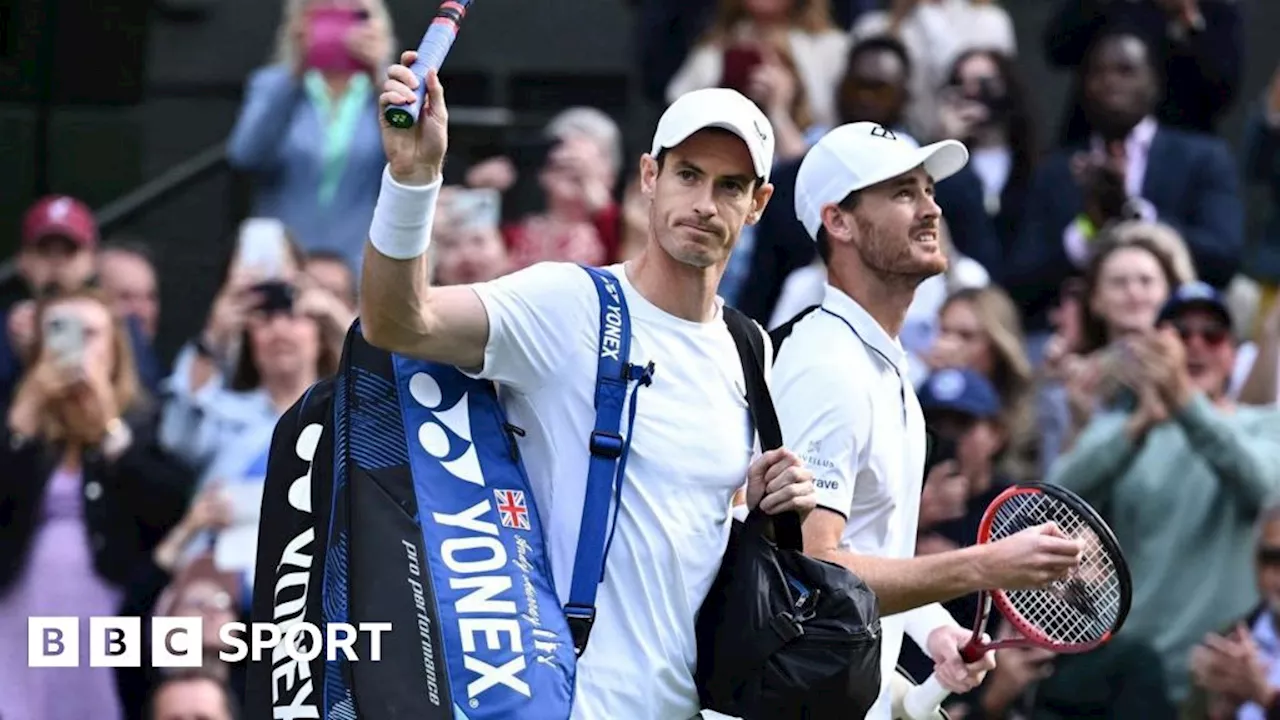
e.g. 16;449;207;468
899;482;1132;720
383;0;475;129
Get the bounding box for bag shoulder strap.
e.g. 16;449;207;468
568;265;654;657
766;304;821;366
723;307;803;552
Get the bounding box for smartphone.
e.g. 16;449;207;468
43;308;85;370
720;45;764;96
236;218;290;279
924;431;957;479
303;6;369;73
252;280;295;314
439;187;502;231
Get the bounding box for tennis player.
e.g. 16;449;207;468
770;123;1084;719
361;52;817;720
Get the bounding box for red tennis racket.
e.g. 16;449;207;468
900;482;1132;719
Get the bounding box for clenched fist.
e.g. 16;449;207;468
745;448;817;519
379;50;449;186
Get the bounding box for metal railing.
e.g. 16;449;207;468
0;104;518;286
96;141;230;233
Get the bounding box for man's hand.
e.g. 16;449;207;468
1075;143;1127;227
380;51;449;185
1133;329;1195;410
926;625;995;694
979;523;1083;590
745;448;816;519
1190;626;1274;706
1125;379;1171;442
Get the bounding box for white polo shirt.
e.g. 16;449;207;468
772;283;958;720
467;262;755;719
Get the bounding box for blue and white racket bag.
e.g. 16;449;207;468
247;266;650;719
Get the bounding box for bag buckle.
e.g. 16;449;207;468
589;431;624;460
565;604;597;656
769;611;804;644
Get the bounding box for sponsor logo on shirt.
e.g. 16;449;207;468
800;440;836;476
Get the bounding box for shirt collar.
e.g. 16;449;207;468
1090;115;1158;153
821;283;909;374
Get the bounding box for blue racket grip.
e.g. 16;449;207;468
384;0;472;129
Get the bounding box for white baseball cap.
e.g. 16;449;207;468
794;122;969;240
651;88;776;182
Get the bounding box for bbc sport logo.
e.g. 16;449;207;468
27;617;391;667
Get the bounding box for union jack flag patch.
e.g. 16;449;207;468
494;489;530;531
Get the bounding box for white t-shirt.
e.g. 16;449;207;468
771;284;958;720
467;261;755;720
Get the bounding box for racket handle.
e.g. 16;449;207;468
901;674;951;720
384;2;469;129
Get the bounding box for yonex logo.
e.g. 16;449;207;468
409;371;532;702
266;421;324;719
599;276;624;362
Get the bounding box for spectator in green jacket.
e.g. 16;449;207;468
1049;282;1280;703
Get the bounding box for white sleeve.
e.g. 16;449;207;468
903;602;962;648
773;357;870;519
464;262;594;394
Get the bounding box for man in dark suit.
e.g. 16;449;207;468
1001;30;1243;338
1044;0;1244;143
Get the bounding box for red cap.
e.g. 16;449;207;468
22;195;98;248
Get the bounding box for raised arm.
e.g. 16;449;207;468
360;51;490;369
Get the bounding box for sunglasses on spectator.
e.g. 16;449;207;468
1258;547;1280;566
1172;319;1229;346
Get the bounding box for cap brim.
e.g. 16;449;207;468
1160;298;1233;327
653;120;771;182
843;138;969;196
26;223;93;247
917;139;970;184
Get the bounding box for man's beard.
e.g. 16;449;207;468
853;215;947;289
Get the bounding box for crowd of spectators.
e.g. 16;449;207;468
2;0;1279;718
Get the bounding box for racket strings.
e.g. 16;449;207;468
988;492;1123;647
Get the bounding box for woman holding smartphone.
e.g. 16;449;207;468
226;0;397;277
0;288;195;720
665;0;849;158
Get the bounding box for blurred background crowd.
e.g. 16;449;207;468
1;0;1280;718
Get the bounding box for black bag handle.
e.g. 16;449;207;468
723;308;804;553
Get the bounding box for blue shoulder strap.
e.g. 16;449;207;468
566;265;654;657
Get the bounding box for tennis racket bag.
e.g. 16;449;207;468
247;266;649;720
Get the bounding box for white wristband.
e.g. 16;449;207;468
368;164;443;260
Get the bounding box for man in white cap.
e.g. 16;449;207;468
770;122;1084;718
361;54;817;719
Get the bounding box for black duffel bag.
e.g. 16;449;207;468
696;310;882;719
